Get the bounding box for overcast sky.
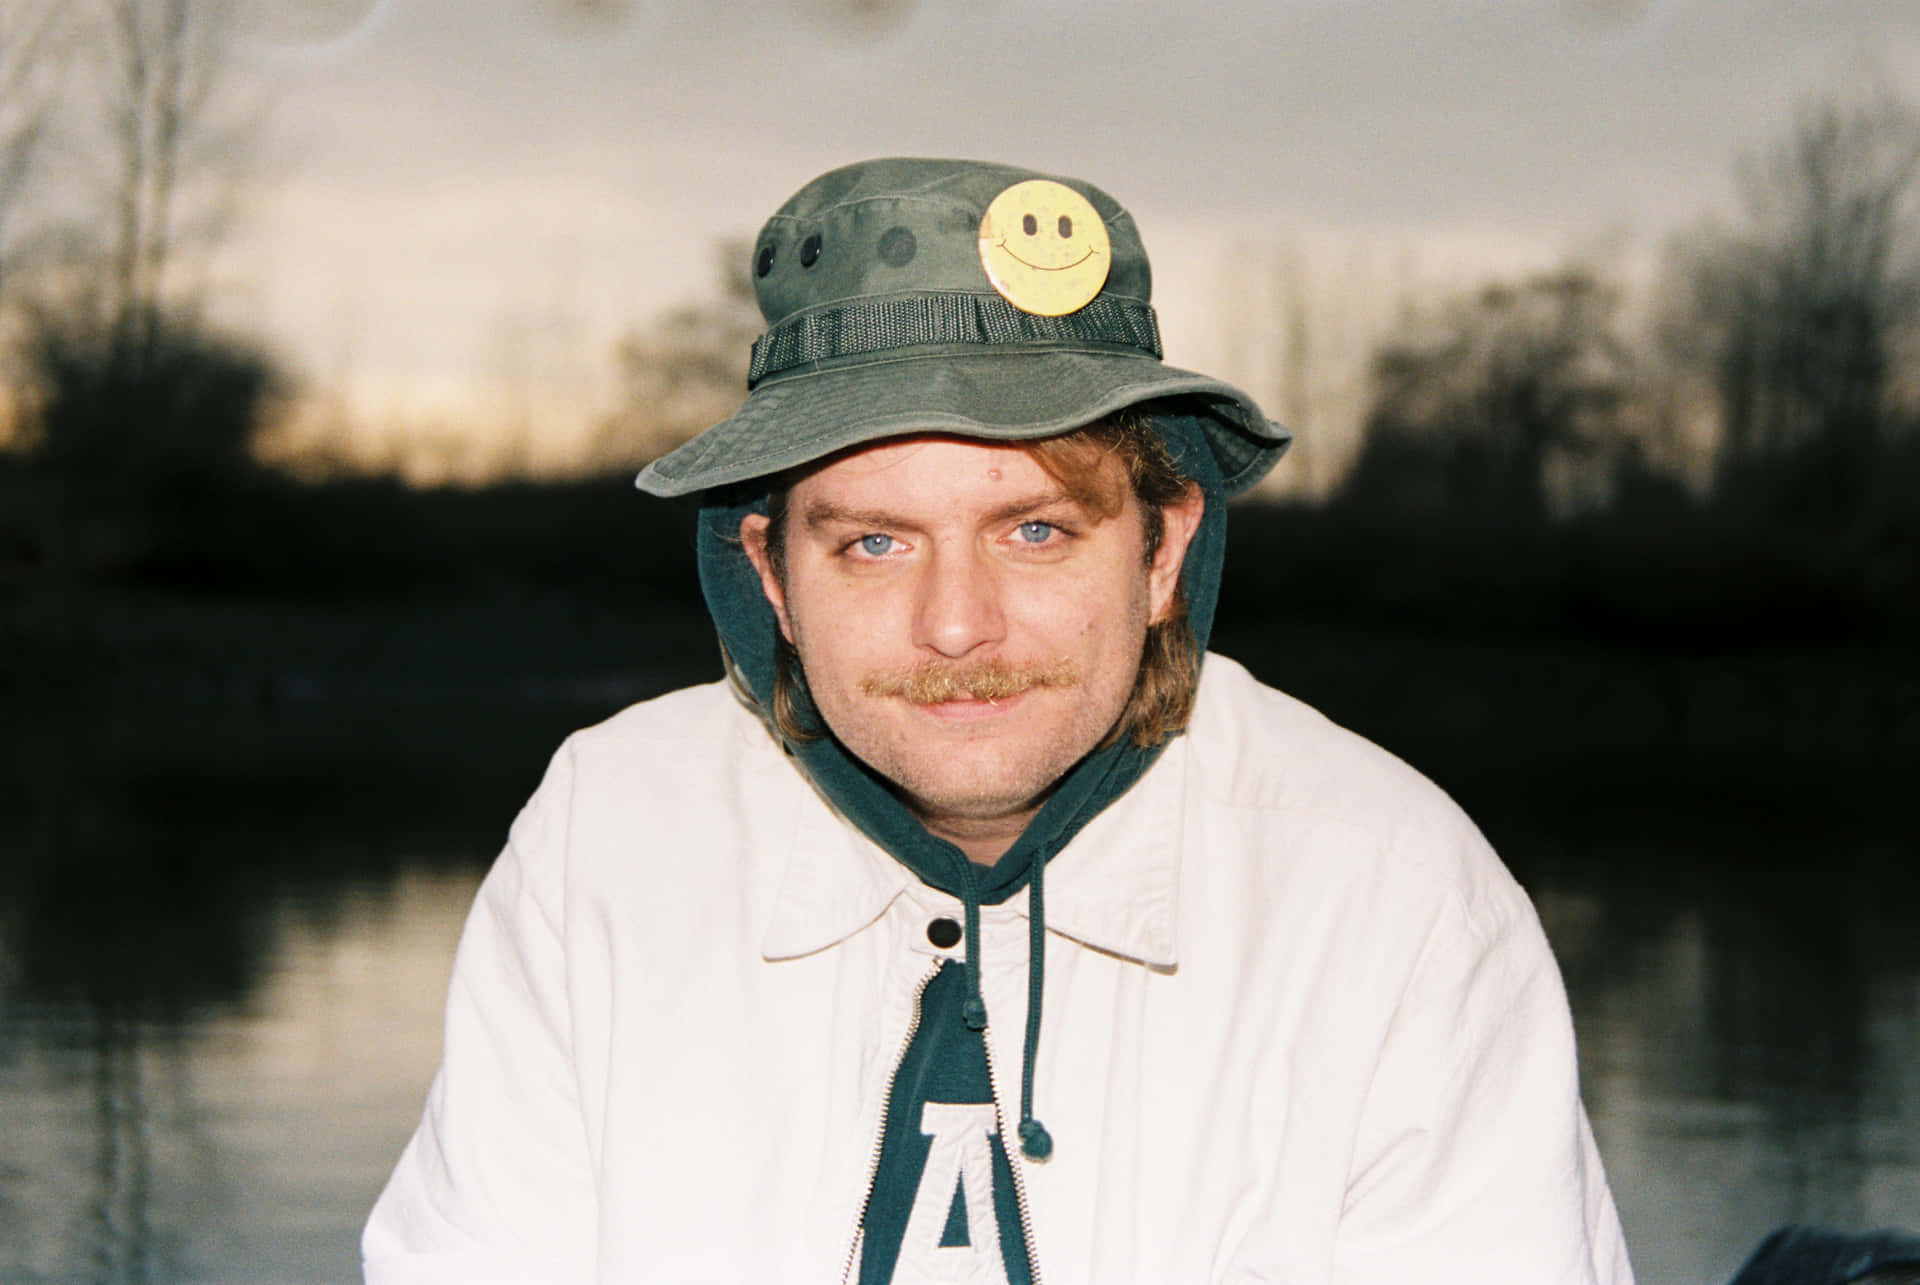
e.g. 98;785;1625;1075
213;0;1920;475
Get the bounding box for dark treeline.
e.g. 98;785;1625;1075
1254;95;1920;647
1;353;1912;645
3;97;1918;678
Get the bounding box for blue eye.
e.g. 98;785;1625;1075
857;533;895;556
1016;521;1055;544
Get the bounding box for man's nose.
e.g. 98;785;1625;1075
910;544;1006;658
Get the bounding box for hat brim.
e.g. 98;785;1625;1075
633;342;1291;498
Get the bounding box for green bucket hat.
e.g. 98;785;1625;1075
633;156;1290;497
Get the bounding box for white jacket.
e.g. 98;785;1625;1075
364;654;1633;1284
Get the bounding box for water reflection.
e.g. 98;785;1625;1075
0;705;511;1285
1;854;478;1284
1531;845;1920;1284
1;725;1916;1283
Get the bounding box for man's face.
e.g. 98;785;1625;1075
740;435;1203;859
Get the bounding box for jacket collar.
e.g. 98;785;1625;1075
761;734;1188;969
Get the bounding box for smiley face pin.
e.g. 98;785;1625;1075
977;179;1111;316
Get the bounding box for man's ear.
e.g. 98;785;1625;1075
1147;482;1205;625
738;513;795;644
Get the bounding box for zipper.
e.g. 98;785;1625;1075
981;1010;1044;1285
840;959;944;1285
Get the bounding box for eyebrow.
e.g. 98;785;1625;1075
799;501;911;534
798;490;1084;535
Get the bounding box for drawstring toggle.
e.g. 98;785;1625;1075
1018;1117;1053;1161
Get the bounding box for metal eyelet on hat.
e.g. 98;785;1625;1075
799;233;822;268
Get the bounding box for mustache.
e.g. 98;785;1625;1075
860;658;1081;704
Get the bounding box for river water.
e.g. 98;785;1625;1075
1;692;1915;1284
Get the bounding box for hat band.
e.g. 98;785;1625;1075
748;292;1163;387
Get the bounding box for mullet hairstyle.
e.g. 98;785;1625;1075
762;406;1201;750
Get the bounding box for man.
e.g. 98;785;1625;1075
364;158;1634;1283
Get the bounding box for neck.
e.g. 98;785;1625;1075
919;809;1036;867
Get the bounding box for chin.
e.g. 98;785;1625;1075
826;693;1124;827
883;755;1080;824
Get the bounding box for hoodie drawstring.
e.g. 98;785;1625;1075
1016;846;1052;1160
955;853;1053;1160
952;852;1059;1160
958;862;988;1031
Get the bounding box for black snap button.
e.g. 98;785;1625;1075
799;233;822;268
927;917;962;949
754;243;776;277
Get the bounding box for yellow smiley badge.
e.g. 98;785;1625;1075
977;179;1111;316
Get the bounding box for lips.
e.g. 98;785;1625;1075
916;689;1036;723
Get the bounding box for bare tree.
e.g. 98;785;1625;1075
0;0;256;354
592;239;760;470
1342;267;1644;521
92;0;252;356
1665;95;1920;518
10;0;279;577
0;0;66;312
